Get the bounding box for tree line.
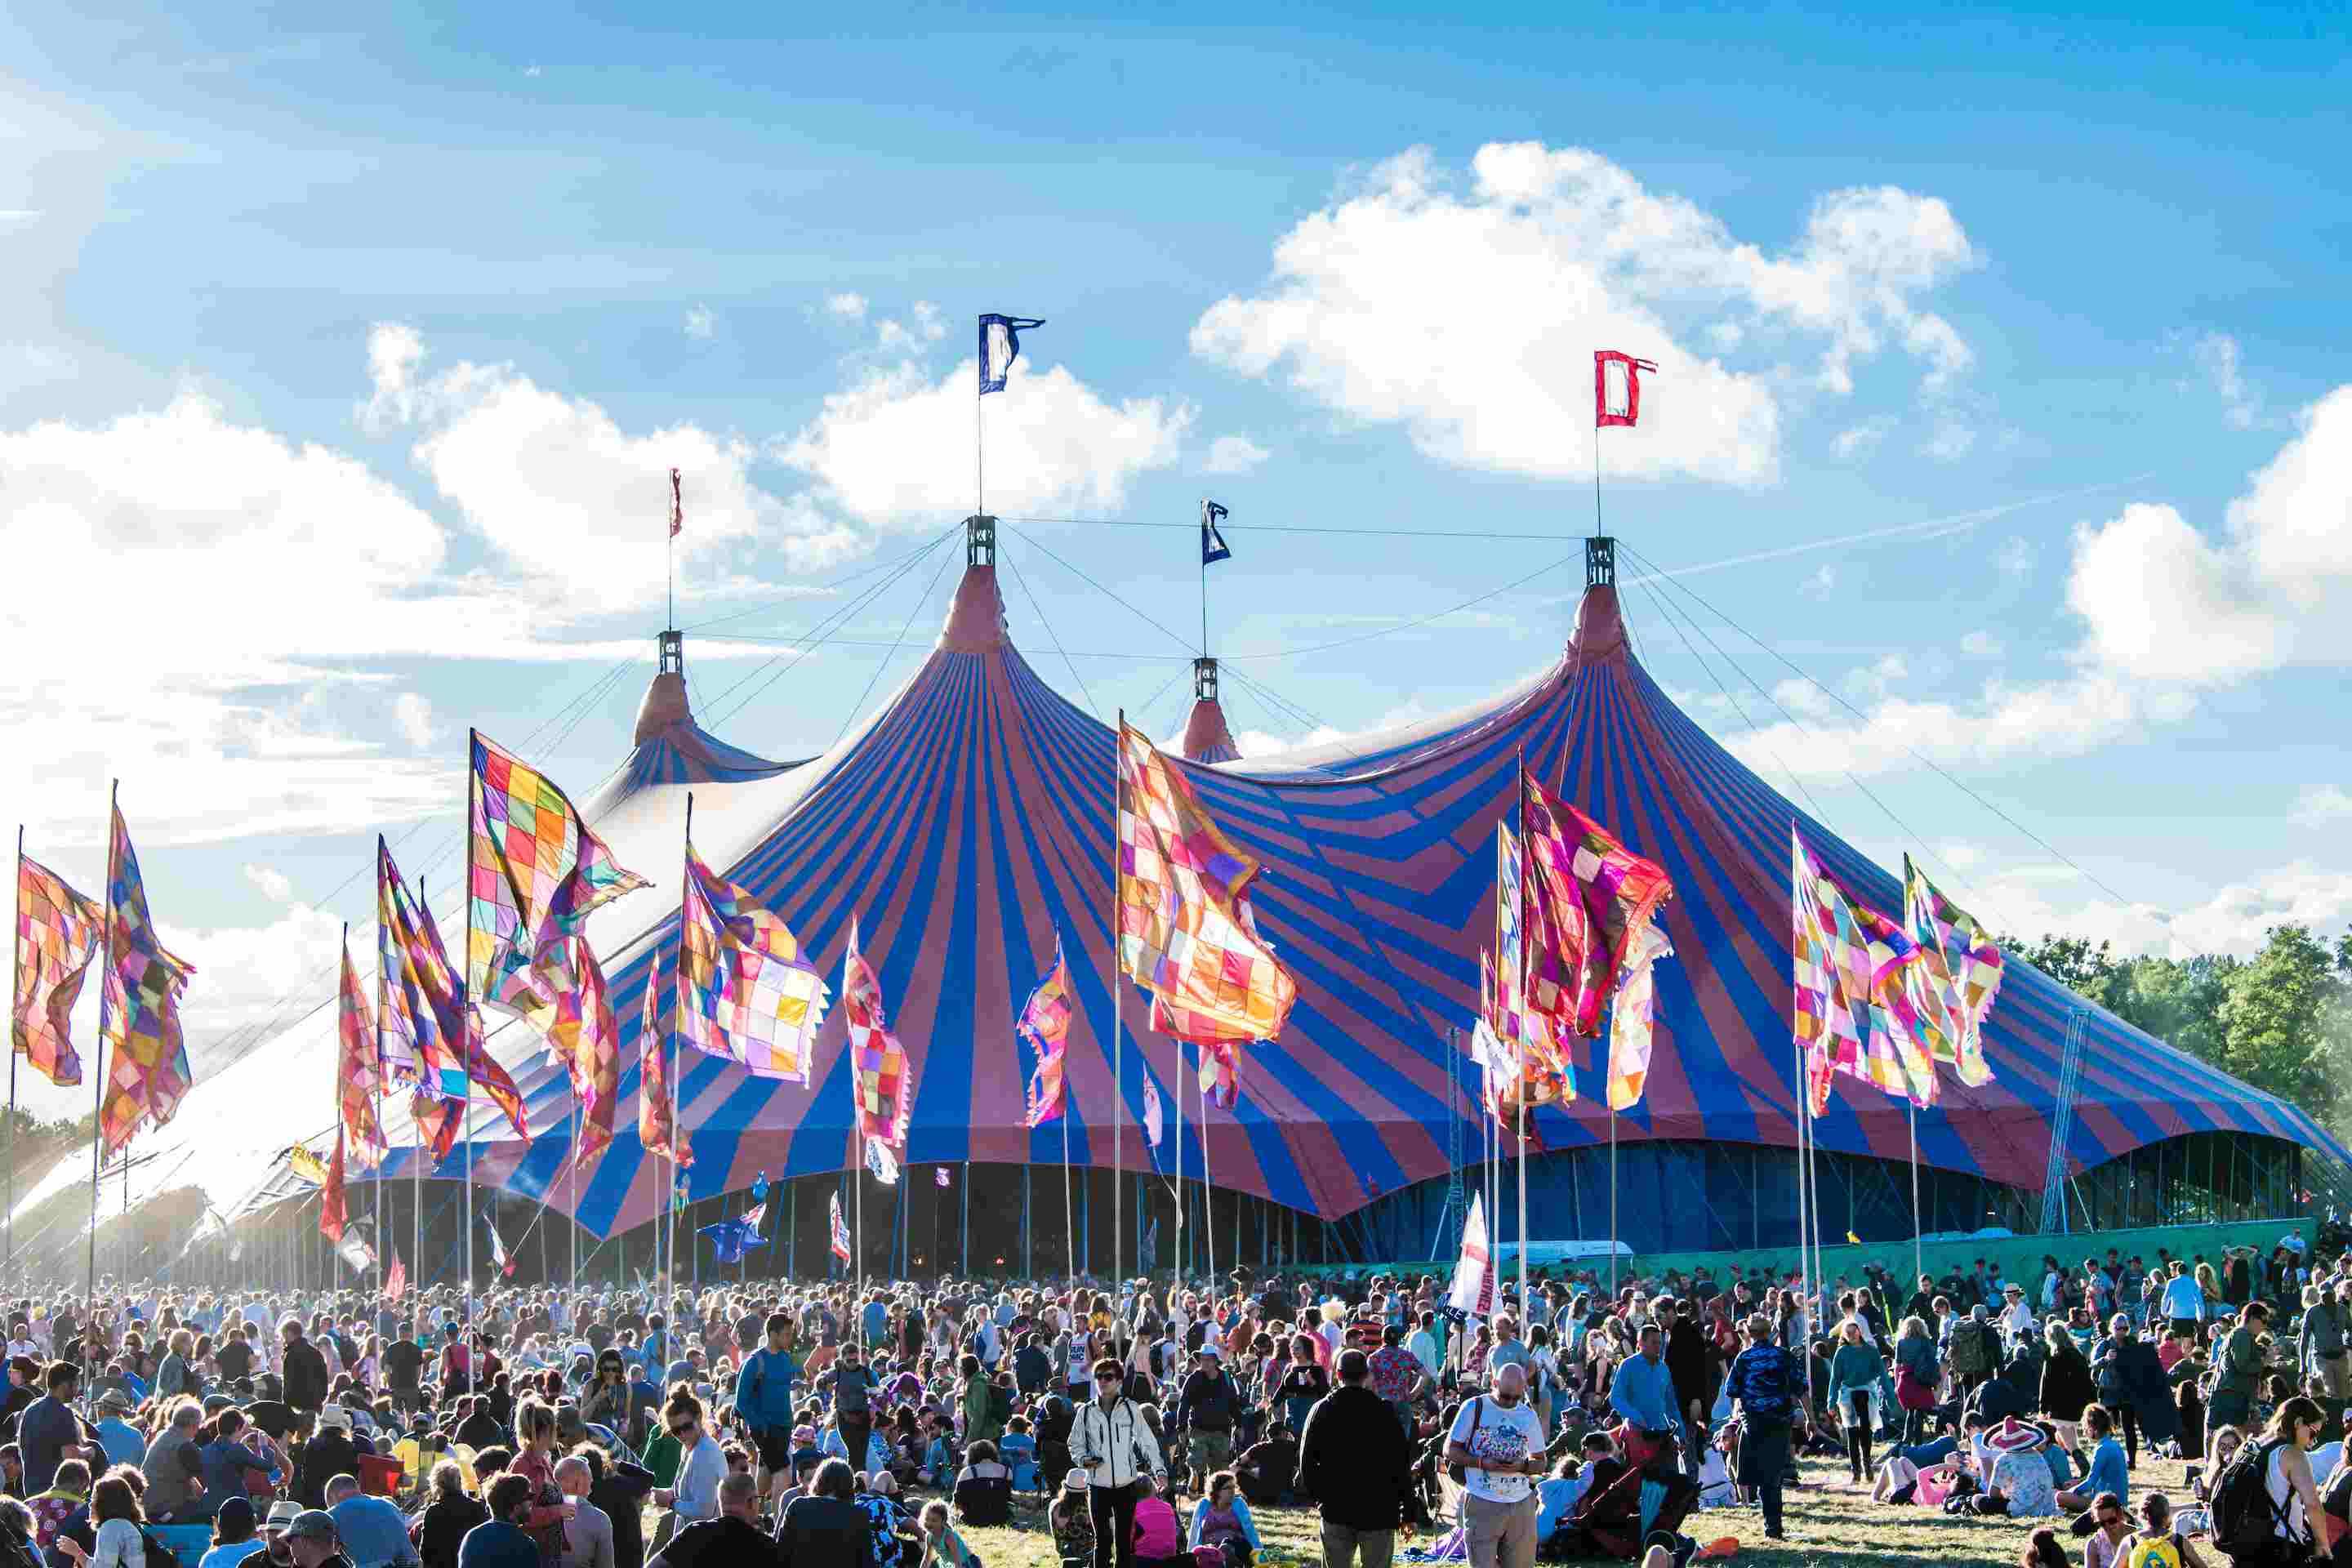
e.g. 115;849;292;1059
2005;923;2352;1139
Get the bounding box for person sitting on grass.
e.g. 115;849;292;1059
2116;1492;2212;1568
1184;1471;1260;1567
1048;1473;1094;1568
2058;1404;2132;1516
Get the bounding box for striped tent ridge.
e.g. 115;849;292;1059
385;557;2347;1236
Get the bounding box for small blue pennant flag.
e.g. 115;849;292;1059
978;314;1045;395
751;1170;769;1204
1200;500;1232;565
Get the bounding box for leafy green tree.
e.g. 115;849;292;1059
2215;924;2351;1125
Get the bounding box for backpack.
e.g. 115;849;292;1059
987;1378;1014;1429
2208;1435;2293;1556
2125;1532;2185;1568
1949;1321;1992;1377
1130;1494;1182;1560
136;1530;178;1568
1446;1398;1484;1485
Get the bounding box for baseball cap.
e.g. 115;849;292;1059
285;1509;338;1542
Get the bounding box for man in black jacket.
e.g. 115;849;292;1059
282;1321;330;1414
1298;1350;1424;1568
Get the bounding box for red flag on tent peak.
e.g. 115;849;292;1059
1595;350;1659;429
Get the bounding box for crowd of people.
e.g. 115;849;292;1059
0;1230;2341;1568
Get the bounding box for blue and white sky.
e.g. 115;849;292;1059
4;2;2348;1119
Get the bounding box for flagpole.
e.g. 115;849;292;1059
1609;1108;1619;1300
961;1158;970;1277
1062;1035;1074;1280
461;732;477;1379
413;875;425;1297
87;780;118;1412
1197;1054;1216;1288
7;824;20;1289
672;792;693;1300
1109;711;1125;1295
1512;764;1530;1331
1172;1035;1184;1298
1909;1099;1923;1289
856;1128;865;1298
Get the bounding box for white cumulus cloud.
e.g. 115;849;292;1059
1192;143;1976;487
1202;434;1269;476
242;863;294;902
2066;385;2352;685
774;355;1192;529
2294;786;2352;826
392;691;436;748
2190;331;2260;430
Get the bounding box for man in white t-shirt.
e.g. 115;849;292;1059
1446;1362;1548;1568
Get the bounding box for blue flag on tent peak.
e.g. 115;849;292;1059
751;1170;768;1204
978;314;1045;395
1201;500;1232;566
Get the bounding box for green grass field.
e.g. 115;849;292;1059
949;1448;2203;1568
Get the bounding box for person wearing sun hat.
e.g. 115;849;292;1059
1977;1417;2058;1518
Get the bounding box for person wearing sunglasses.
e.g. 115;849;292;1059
1070;1356;1167;1568
649;1390;725;1558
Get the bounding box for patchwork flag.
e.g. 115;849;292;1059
1490;822;1572;1108
670;467;684;539
1790;826;1930;1112
1903;855;2002;1087
636;968;691;1169
336;938;389;1169
1018;937;1074;1128
467;730;648;1022
541;936;618;1171
1605;918;1675;1112
978;314;1045;395
673;843;829;1082
1116;721;1296;1047
1142;1074;1164;1147
1196;1041;1238;1111
865;1137;900;1185
12;852;101;1087
844;919;912;1148
1200;500;1232;565
410;1091;466;1165
1519;766;1675;1041
1594;350;1659;428
829;1191;853;1263
99;804;197;1152
318;1132;347;1241
376;838;461;1089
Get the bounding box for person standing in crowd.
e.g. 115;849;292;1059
650;1390;724;1555
1071;1356;1166;1568
734;1315;801;1503
1723;1314;1806;1542
2208;1303;2270;1450
1298;1348;1423;1568
1447;1362;1548;1568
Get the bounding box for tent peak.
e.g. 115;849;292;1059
632;629;692;743
1569;537;1628;666
1181;656;1242;763
939;562;1009;653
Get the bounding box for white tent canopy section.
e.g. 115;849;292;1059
2;630;929;1239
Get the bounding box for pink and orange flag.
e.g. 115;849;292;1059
1517;764;1673;1041
1116;720;1294;1048
11;851;101;1088
541;936;618;1171
844;919;913;1149
336;938;389;1169
637;967;692;1169
99;802;196;1153
1018;936;1073;1128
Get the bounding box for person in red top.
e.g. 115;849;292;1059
1366;1326;1430;1439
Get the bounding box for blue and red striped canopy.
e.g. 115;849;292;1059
403;564;2345;1236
